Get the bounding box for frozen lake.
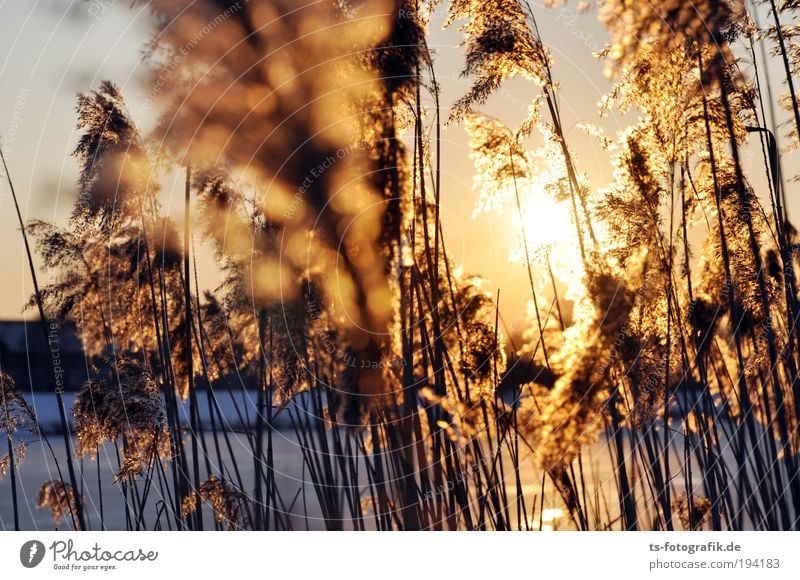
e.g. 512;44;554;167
1;390;344;530
0;392;762;531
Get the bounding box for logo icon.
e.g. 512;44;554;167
20;540;46;568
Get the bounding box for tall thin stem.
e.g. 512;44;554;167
0;146;85;531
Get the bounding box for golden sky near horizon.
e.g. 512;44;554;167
0;0;794;338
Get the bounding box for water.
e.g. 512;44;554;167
0;428;328;530
0;391;326;530
1;392;758;531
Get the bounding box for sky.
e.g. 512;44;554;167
0;0;793;337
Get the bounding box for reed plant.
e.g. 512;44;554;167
4;0;800;531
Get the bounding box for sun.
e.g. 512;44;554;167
509;183;584;299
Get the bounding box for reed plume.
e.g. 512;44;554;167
37;480;81;527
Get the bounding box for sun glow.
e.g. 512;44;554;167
530;508;565;531
509;183;584;299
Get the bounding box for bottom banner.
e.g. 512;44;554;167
1;531;797;578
